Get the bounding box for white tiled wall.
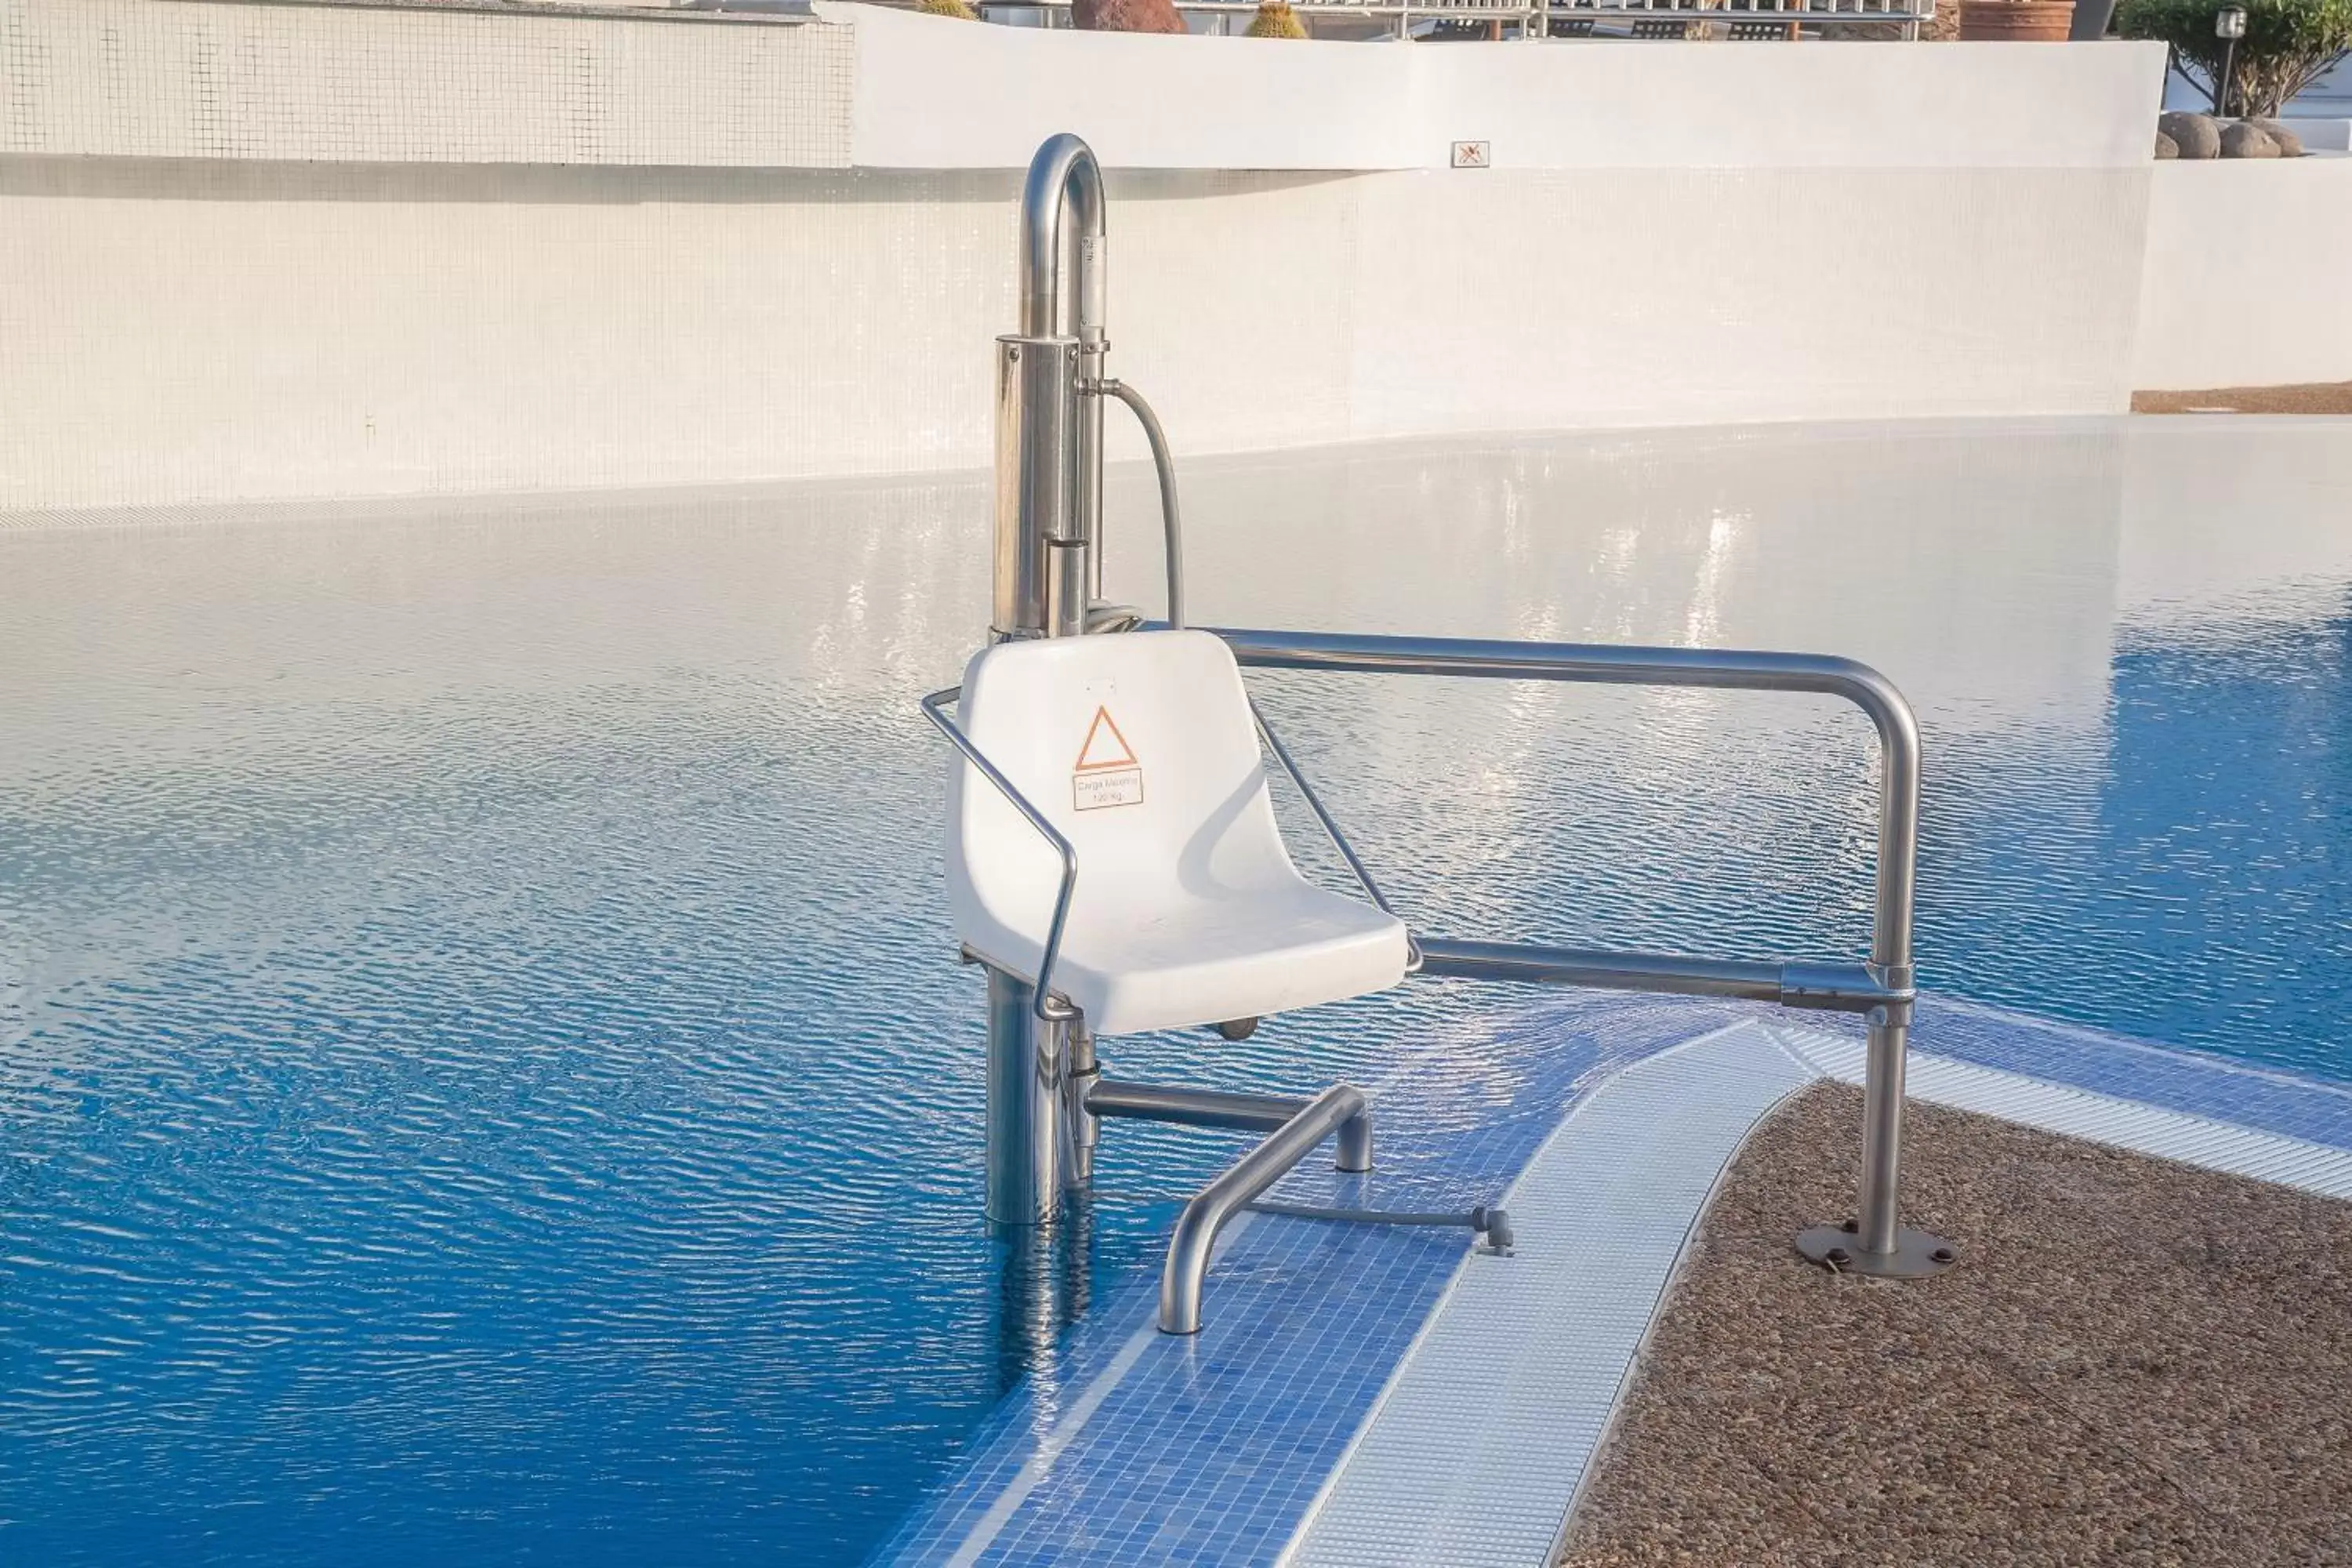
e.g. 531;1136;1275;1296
1;0;852;165
0;156;2164;505
2133;160;2352;392
0;0;2218;510
0;159;2156;509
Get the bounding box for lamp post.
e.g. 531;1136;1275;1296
2213;5;2248;119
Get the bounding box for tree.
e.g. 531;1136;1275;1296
2118;0;2352;116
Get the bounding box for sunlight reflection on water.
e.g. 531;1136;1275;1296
2;418;2348;1565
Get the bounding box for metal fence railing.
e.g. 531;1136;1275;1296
971;0;1933;38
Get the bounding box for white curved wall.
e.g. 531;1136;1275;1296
0;0;2269;514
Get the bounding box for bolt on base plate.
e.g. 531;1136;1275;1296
1795;1222;1958;1279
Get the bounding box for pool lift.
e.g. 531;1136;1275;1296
923;135;1955;1338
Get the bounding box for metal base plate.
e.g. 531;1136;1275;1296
1795;1223;1958;1279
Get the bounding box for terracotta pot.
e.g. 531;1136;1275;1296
1958;0;2076;38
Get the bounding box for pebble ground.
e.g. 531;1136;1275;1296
2133;383;2352;415
1557;1082;2352;1568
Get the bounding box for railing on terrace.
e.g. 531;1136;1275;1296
971;0;1932;38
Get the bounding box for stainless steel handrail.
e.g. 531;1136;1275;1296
1207;626;1918;990
1410;938;1905;1011
1158;1083;1371;1335
1203;624;1951;1278
920;687;1080;1025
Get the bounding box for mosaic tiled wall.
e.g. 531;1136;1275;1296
0;0;853;166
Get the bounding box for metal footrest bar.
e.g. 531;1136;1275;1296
1158;1083;1371;1335
1087;1077;1374;1178
1088;1077;1311;1131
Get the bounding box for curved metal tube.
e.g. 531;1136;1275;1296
1020;134;1106;343
1200;625;1929;1265
1088;1078;1374;1172
1204;626;1919;994
1016;134;1109;615
920;686;1080;1024
1095;379;1185;630
1160;1083;1368;1335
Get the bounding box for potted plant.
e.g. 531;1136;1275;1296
1073;0;1189;30
1960;0;2080;38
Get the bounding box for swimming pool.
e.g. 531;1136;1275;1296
4;417;2348;1564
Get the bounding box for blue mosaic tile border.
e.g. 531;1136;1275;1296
873;990;2352;1568
867;992;1750;1568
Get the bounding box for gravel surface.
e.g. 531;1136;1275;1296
1556;1082;2352;1568
2133;383;2352;415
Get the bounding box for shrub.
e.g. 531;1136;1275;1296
1246;1;1309;34
916;0;979;16
2117;0;2352;117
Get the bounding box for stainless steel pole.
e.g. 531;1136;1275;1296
985;968;1068;1225
1857;681;1919;1261
1808;665;1949;1275
1021;135;1107;607
1045;535;1091;641
984;136;1109;1225
991;336;1080;642
1062;1027;1099;1191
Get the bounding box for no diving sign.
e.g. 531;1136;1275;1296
1072;706;1144;811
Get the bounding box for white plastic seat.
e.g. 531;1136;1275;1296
947;630;1410;1036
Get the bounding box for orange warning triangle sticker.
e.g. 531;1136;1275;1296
1073;706;1138;772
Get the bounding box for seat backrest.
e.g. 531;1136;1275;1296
947;630;1299;954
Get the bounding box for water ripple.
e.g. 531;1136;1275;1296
2;422;2350;1563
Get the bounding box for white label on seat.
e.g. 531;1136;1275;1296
1073;706;1144;812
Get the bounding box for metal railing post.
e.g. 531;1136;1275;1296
1790;651;1954;1278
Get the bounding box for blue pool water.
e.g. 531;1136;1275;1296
3;419;2348;1564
